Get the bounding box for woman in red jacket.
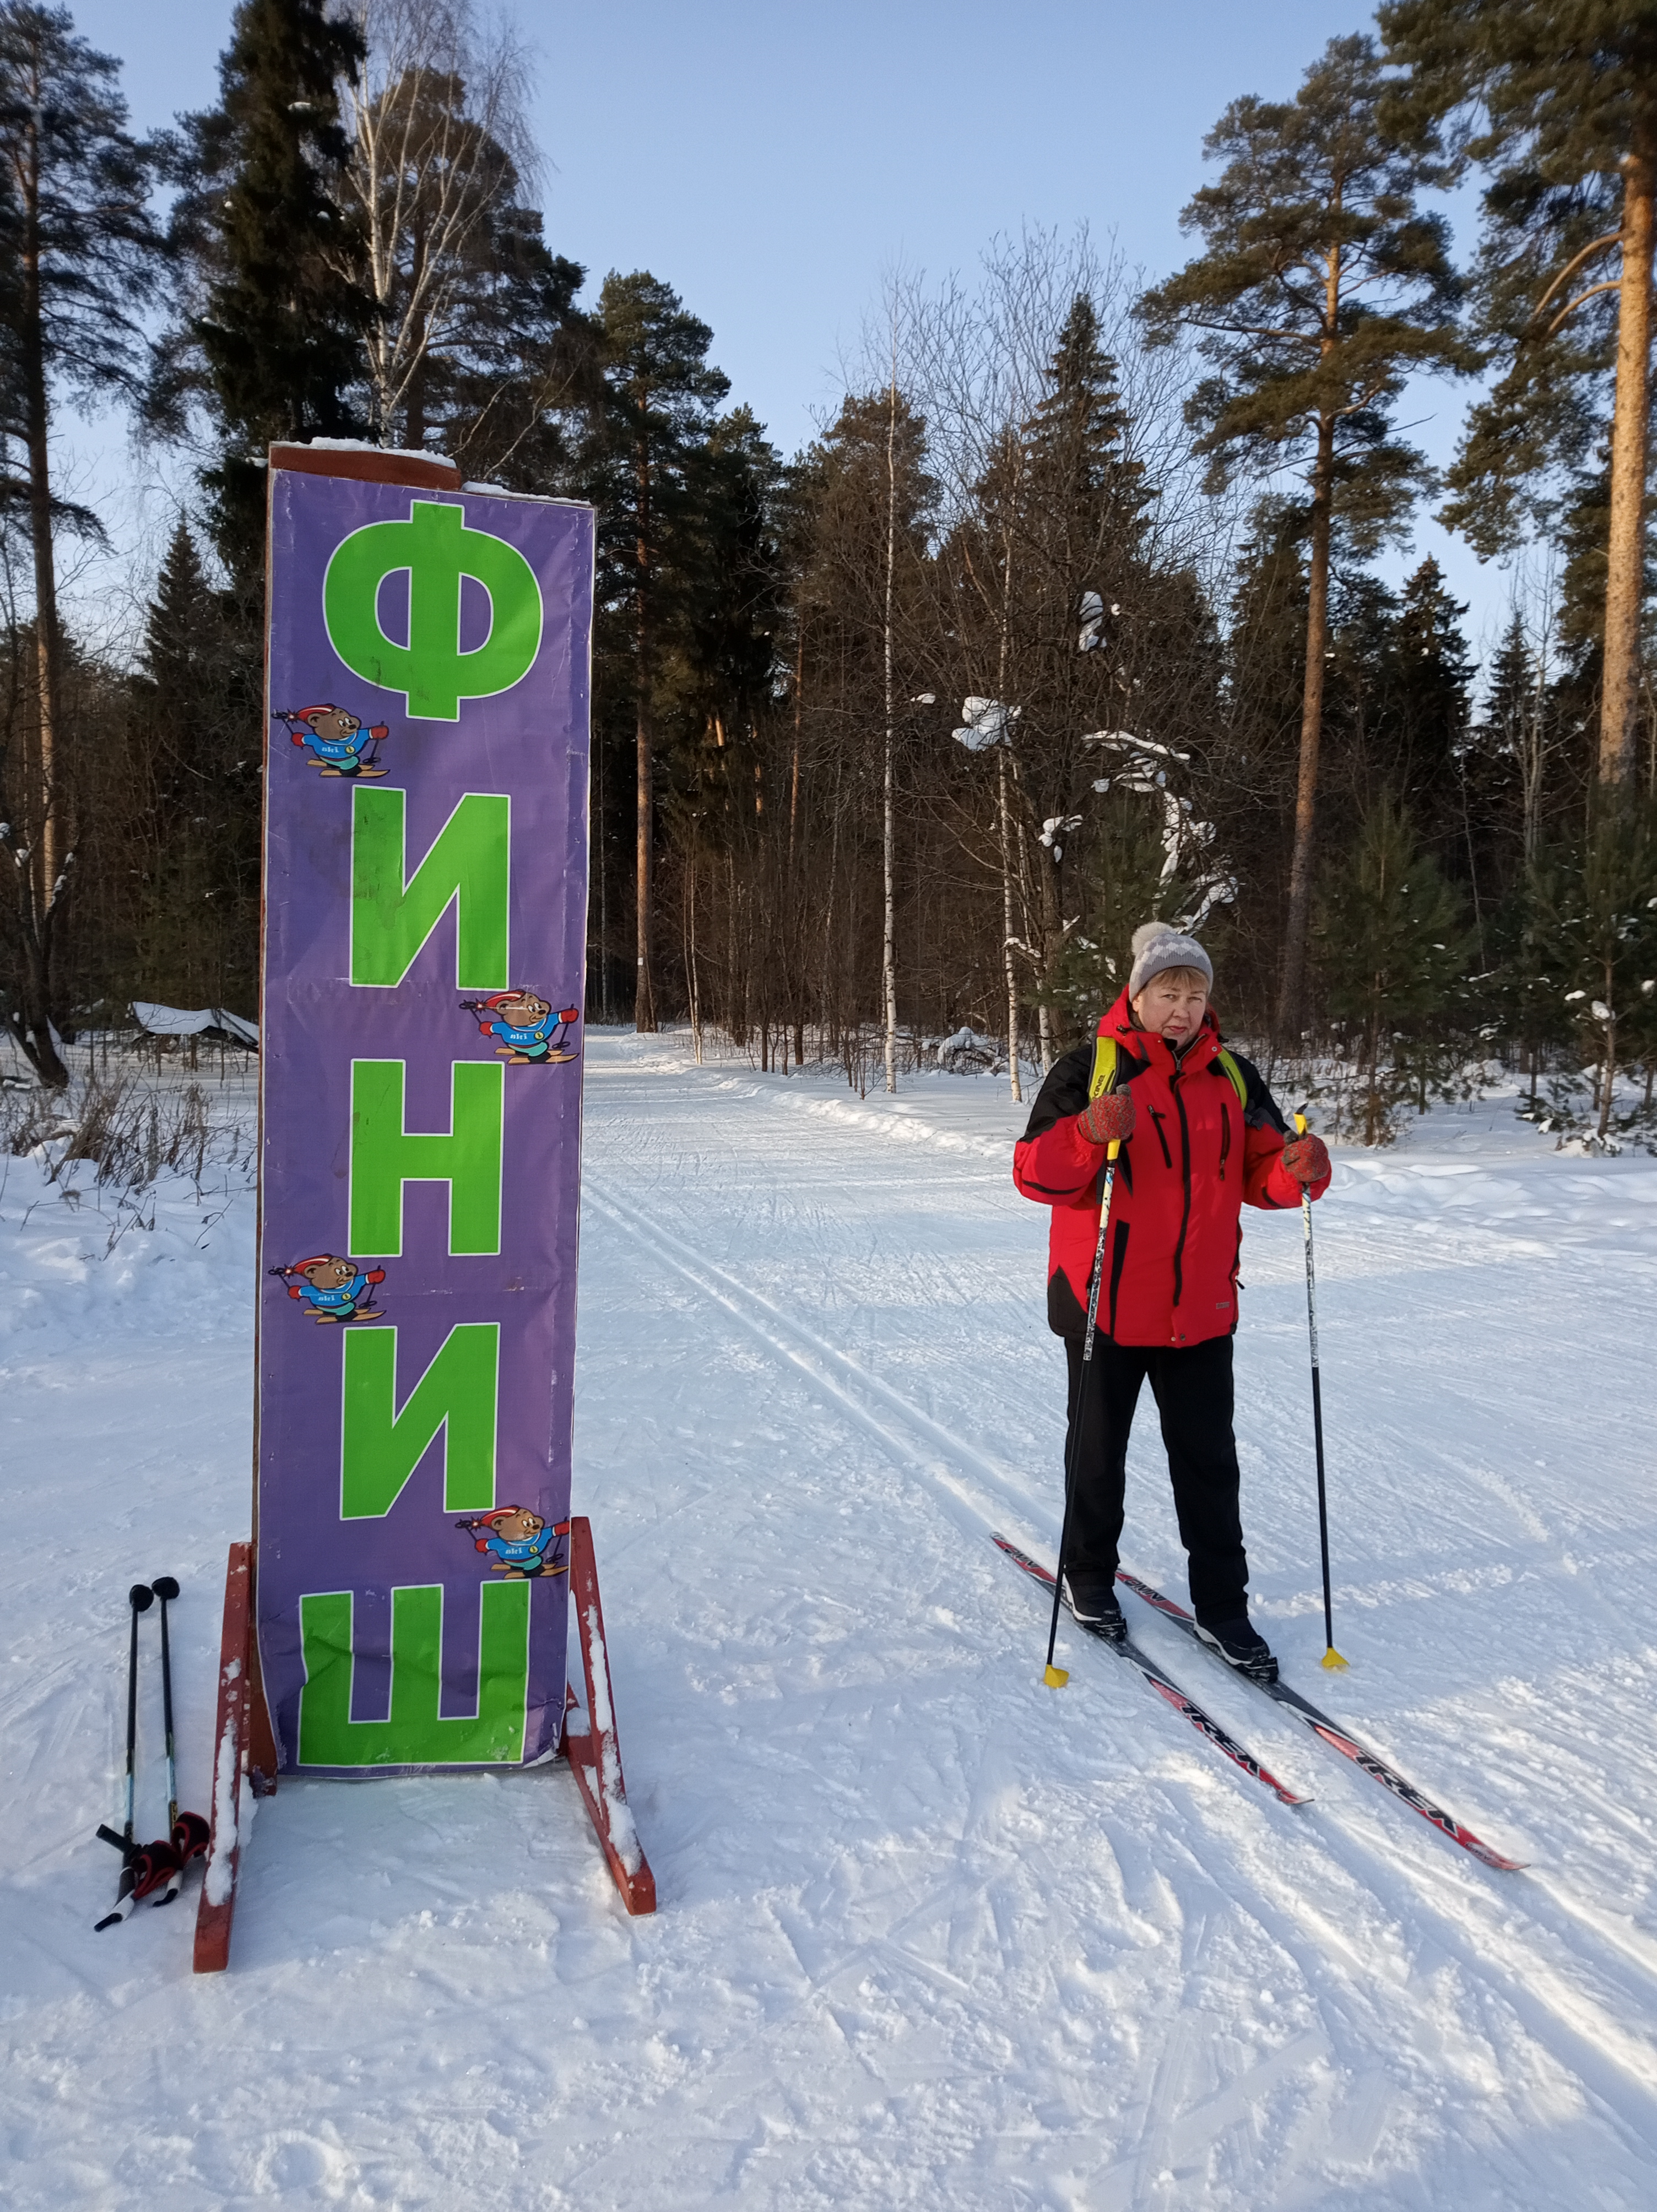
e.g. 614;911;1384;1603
1012;923;1330;1679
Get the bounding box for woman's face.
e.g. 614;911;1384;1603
1131;975;1209;1042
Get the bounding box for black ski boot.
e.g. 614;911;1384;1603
1063;1568;1126;1644
1195;1615;1278;1684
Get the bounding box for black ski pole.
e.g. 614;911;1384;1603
149;1577;208;1903
95;1584;153;1930
1295;1112;1347;1671
1044;1138;1122;1687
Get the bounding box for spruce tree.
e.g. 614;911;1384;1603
1389;558;1472;824
1138;34;1474;1040
127;520;262;1007
1381;2;1657;789
158;0;367;582
1313;791;1474;1141
1022;296;1149;567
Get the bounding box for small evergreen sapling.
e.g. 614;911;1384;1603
1313;792;1474;1143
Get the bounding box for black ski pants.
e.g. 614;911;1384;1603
1062;1332;1249;1626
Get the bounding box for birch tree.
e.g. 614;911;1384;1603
335;0;534;449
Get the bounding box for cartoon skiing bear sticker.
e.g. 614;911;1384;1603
460;990;581;1065
274;703;389;778
454;1508;571;1579
272;1253;387;1322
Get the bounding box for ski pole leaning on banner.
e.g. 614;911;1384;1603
95;1584;154;1930
1295;1112;1347;1671
1045;1138;1122;1689
150;1576;209;1902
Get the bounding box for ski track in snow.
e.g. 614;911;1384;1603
3;1033;1656;2208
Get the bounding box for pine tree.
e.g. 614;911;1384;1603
1381;1;1657;789
1215;503;1311;1013
427;200;592;485
1138;34;1475;1040
0;2;163;1082
582;272;730;1031
158;0;367;582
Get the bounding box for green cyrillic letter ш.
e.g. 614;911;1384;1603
297;1582;530;1767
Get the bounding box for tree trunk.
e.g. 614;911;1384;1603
998;749;1022;1104
1597;1017;1617;1143
881;378;898;1096
596;731;610;1021
1601;147;1655;789
19;106;69;1087
1033;823;1060;1075
684;849;702;1064
633;420;657;1032
1276;409;1335;1040
789;625;803;866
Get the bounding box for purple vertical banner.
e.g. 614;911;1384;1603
256;460;593;1776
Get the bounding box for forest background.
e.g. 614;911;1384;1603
2;0;1655;1150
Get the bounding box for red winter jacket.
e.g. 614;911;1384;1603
1012;988;1329;1347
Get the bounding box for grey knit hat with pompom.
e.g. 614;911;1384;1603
1128;921;1213;1000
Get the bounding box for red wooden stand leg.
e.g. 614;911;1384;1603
559;1517;656;1914
193;1542;256;1973
192;1520;655;1968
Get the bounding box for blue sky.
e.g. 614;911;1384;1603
66;0;1513;654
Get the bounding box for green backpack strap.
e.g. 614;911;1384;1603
1087;1033;1117;1100
1216;1048;1248;1110
1091;1029;1248;1109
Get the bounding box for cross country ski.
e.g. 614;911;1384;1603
994;1535;1310;1809
1115;1568;1525;1872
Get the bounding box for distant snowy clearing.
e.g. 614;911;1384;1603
3;1033;1656;2209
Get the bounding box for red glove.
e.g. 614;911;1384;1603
1077;1089;1136;1147
1280;1131;1329;1185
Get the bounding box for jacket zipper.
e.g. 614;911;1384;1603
1146;1106;1173;1170
1218;1096;1231;1182
1170;1077;1193;1310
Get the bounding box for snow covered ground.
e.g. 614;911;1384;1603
4;1033;1657;2209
